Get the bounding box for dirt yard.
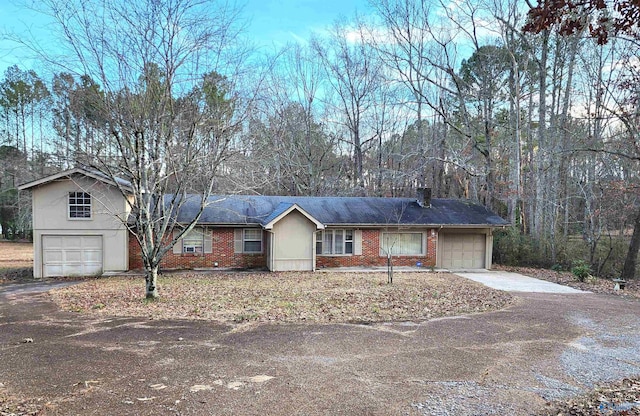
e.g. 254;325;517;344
0;241;33;282
2;241;640;415
50;271;513;326
0;241;32;268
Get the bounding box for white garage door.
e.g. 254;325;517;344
440;233;485;269
42;235;103;277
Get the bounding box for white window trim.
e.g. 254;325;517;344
380;231;425;257
182;230;204;254
243;229;263;253
316;229;354;256
68;191;92;220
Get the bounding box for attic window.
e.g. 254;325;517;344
68;192;91;219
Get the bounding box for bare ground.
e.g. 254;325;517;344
49;271;513;326
3;241;640;415
0;241;33;283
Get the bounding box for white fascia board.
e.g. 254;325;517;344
263;203;325;230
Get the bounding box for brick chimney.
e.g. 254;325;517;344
417;188;431;208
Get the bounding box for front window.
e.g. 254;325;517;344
381;232;423;256
316;229;353;255
182;230;204;253
68;192;91;219
243;229;262;253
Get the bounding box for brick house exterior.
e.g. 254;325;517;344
20;168;508;277
130;227;440;271
129;228;267;270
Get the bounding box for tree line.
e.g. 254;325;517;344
1;0;639;282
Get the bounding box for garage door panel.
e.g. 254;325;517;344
64;264;84;275
43;251;64;262
44;265;64;276
45;236;63;247
42;235;103;277
65;250;83;262
441;233;485;269
84;250;101;262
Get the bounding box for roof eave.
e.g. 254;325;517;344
18;167;133;193
321;223;509;228
262;203;325;230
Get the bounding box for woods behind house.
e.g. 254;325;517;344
1;0;639;279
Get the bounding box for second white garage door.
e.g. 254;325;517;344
440;233;486;269
42;235;103;277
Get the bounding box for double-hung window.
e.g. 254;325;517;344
243;229;263;253
316;229;353;255
381;232;423;256
68;192;91;219
182;230;204;253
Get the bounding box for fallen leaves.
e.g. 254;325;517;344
49;272;513;325
496;265;640;299
189;374;274;393
538;377;640;415
0;242;34;283
0;385;41;416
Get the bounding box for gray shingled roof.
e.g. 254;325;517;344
171;195;508;227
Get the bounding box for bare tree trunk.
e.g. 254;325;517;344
145;266;159;298
622;207;640;280
507;50;521;226
533;30;549;240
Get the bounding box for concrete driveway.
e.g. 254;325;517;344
1;280;638;415
454;271;589;293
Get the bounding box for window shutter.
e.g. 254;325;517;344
234;229;243;253
204;230;213;254
354;229;362;255
172;230;182;254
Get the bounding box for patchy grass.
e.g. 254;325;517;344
495;265;640;299
0;240;33;283
50;271;513;325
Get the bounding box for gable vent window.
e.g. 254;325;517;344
68;192;91;219
316;229;353;255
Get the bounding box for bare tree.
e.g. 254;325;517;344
30;0;247;298
312;21;384;193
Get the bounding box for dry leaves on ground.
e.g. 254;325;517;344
49;271;513;325
538;377;640;416
0;241;34;283
495;265;640;299
0;388;41;416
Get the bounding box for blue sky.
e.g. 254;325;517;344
0;0;372;76
245;0;371;47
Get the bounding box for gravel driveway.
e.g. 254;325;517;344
1;282;639;415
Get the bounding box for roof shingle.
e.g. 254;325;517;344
172;195;508;227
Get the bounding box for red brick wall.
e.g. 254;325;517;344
315;229;437;268
129;228;437;271
128;229;267;270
